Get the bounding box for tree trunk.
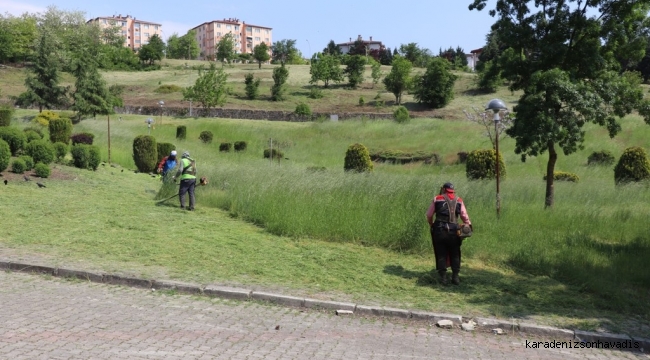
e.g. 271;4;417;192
545;141;557;208
258;61;261;69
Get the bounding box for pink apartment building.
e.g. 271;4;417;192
87;15;163;51
191;18;272;59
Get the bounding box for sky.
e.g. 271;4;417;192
1;0;498;57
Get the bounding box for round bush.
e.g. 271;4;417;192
344;143;373;172
393;106;410;123
71;144;90;169
199;131;213;144
88;145;101;171
234;141;247;152
0;126;27;155
219;142;232;152
358;96;365;106
263;148;284;159
33;110;59;127
11;158;26;174
587;150;615;166
24;130;41;143
156;142;176;163
176;125;187;140
295;103;312;117
543;171;579;183
132;135;157;173
0;139;10;172
70;132;95;145
0;105;15;127
466;149;506;180
34;162;50;178
23;126;44;138
19;155;34;171
48;117;73;144
53;142;68;162
614;146;650;185
25;139;55;164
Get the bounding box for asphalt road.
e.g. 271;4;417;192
0;271;645;360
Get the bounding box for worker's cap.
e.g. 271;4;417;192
182;151;190;158
442;182;454;191
170;150;177;156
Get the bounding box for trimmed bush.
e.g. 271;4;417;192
71;144;90;169
614;146;650;185
344;143;373;172
19;155;34;171
25;139;55;164
219;142;232;152
588;150;615;166
23;126;44;138
457;151;469;164
34;163;50;178
154;84;183;93
263;148;284;159
0;105;14;126
132;135;157;173
0;126;26;155
393;106;410;123
466;149;506;180
70;132;95;145
234;141;247;152
544;171;580;183
199;131;213;144
88;145;101;171
244;73;261;100
369;149;439;164
358;96;365;106
11;158;26;174
0;139;10;172
294;102;312;117
24;130;41;143
53;142;68;162
33;110;59;127
176;125;187;140
48;117;73;144
156;142;176;162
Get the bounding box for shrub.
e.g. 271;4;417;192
544;171;580;183
393;106;410;123
294;103;312;117
0;139;9;172
88;145;101;170
344;143;373;172
53;142;68;162
199;131;213;144
11;158;26;174
466;149;506;180
154;84;183;93
614;146;650;185
0;105;14;126
48;117;73;144
234;141;247;152
219;142;232;152
271;66;289;101
25;139;54;164
70;132;95;145
308;87;324;99
587;150;615;166
23;126;44;138
19;155;34;171
33;110;59;127
24;130;41;143
263;148;284;159
156;142;176;162
244;73;261;100
132;135;157;173
71;144;90;169
457;151;469;164
413;57;457;108
0;126;26;155
176;125;187;140
34;163;50;178
359;96;365;106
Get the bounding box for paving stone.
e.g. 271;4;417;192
54;268;104;283
203;285;250;300
152;280;203;295
354;305;384;317
574;330;632;343
518;322;574;340
251;291;304;307
303;299;355;312
102;275;152;289
382;307;410;319
8;262;55;275
475;317;518;331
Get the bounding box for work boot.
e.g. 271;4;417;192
439;272;448;285
451;272;460;285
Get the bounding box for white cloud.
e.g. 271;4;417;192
160;20;196;41
0;0;46;15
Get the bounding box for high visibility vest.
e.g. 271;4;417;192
179;158;196;180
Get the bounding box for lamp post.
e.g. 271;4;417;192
145;118;154;135
158;100;164;125
485;98;508;219
306;39;311;63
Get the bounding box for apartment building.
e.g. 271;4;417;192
191;18;272;59
337;35;383;54
87;15;163;50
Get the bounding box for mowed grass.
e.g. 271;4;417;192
4;108;650;337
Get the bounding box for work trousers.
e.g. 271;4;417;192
431;223;463;274
179;178;196;209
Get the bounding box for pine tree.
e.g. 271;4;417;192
72;54;111;119
21;32;67;112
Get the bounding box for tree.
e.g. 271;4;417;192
309;53;343;87
379;47;393;65
383;56;412;105
344;55;366;89
323;40;342;56
271;66;289;101
183;63;229;110
138;34;164;65
370;59;383;88
470;0;650;208
20;32;68;112
414;57;457;108
167;31;200;60
244;73;261;100
0;13;37;64
399;43;431;67
253;42;270;69
216;33;236;65
271;39;297;66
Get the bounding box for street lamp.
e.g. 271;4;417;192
485;98;508;219
145;118;155;134
306;39;311;63
158;100;164;125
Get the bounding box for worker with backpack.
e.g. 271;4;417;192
174;151;197;211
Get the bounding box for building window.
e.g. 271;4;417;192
122;31;127;35
145;33;150;37
255;37;260;41
122;21;127;26
135;40;140;44
155;25;159;30
102;19;107;24
255;28;261;33
144;24;149;29
134;23;140;28
265;29;269;34
226;25;231;29
246;26;252;32
217;24;221;28
265;38;269;42
217;32;221;36
235;26;239;31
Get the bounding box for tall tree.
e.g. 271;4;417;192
20;32;68;112
399;43;431;67
413;57;457;108
470;0;650;208
138;34;164;65
216;33;236;65
271;39;297;66
383;55;412;105
323;40;342;56
309;53;343;87
344;55;366;89
167;31;200;59
183;63;229;110
0;13;37;64
253;42;270;69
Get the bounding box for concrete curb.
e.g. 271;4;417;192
1;258;647;353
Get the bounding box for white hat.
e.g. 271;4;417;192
170;150;177;156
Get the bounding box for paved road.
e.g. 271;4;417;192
0;271;645;360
